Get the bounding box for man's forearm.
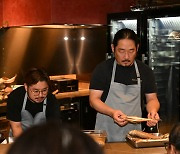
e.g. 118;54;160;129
146;100;160;113
145;93;160;113
90;98;115;117
89;90;115;117
10;121;23;138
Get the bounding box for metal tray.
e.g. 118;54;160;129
83;130;107;146
126;134;169;148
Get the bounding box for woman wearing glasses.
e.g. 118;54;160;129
7;68;61;138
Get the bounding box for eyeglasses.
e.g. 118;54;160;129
30;88;49;96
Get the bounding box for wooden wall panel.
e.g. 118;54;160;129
1;0;134;27
0;0;2;26
51;0;134;24
2;0;51;27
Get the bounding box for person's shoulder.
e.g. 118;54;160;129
101;57;114;66
47;93;57;103
7;86;25;107
136;59;153;71
9;85;25;97
90;58;114;89
136;59;154;80
95;57;114;71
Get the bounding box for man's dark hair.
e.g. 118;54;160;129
112;28;139;48
7;120;104;154
24;68;50;87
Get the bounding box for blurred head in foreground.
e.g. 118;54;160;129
167;123;180;154
7;121;104;154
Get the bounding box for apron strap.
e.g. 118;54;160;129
111;60;117;83
22;93;28;110
134;61;141;87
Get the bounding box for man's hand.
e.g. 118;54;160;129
112;110;128;126
147;112;160;127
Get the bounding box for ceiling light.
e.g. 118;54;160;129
64;37;68;40
80;36;85;40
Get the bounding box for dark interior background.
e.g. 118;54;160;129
0;26;107;84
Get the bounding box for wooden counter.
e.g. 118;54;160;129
0;88;90;103
0;82;90;111
0;102;7;108
104;142;166;154
0;144;11;154
55;88;89;99
0;102;7;115
55;81;90;99
0;142;166;154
